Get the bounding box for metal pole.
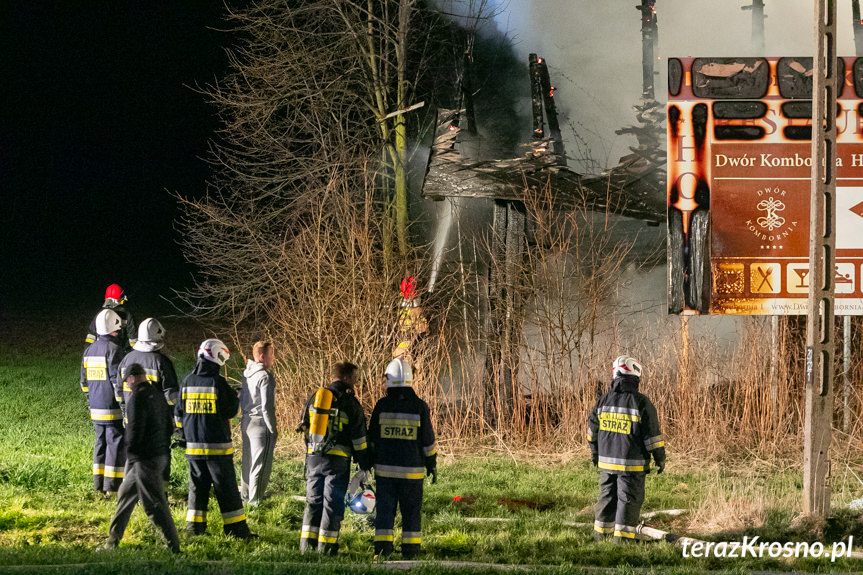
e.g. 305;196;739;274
803;0;838;518
844;315;852;432
770;315;779;430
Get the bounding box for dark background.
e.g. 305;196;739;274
0;1;233;314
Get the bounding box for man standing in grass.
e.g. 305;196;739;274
588;355;665;543
179;339;253;538
240;341;278;508
368;357;436;560
81;309;126;496
298;361;371;555
102;364;180;553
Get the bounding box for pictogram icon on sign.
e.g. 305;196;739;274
750;263;781;294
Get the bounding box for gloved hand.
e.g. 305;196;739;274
427;466;437;484
656;460;665;474
171;437;186;450
591;453;598;468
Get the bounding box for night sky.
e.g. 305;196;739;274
1;2;231;311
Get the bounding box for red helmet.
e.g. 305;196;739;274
400;277;417;300
105;284;125;301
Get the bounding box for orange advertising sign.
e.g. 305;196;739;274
668;57;863;315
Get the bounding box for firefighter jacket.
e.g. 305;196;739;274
80;335;125;424
300;380;370;469
85;301;137;351
368;387;436;480
587;374;665;474
117;349;180;416
178;359;239;459
241;359;277;435
125;379;173;462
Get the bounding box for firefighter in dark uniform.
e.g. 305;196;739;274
368;357;436;559
117;317;180;492
298;362;371;555
178;338;253;538
85;284;137;351
588;356;665;543
80;309;127;495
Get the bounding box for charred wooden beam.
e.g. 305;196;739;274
535;57;565;162
529;54;545;139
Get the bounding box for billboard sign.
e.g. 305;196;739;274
667;57;863;315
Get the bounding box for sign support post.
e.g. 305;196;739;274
804;0;838;518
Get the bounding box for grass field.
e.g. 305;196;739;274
2;311;863;574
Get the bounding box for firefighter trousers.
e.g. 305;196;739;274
93;423;125;494
108;454;179;552
301;454;349;555
374;477;423;558
240;416;275;507
594;470;645;542
185;458;250;537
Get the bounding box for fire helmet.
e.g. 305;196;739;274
384;357;413;388
347;470;376;515
105;284;126;303
134;318;166;352
95;309;122;336
198;338;230;366
612;355;643;379
400;277;417;300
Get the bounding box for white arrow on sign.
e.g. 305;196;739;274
837;188;863;250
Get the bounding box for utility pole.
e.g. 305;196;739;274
741;0;766;55
636;0;658;99
804;0;838;518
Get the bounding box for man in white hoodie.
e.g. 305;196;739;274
240;341;277;507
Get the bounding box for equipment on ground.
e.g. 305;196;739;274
346;469;376;514
95;309;122;336
197;338;230;366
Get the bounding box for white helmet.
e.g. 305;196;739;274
95;309;122;336
198;338;230;366
384;358;413;388
347;470;376;514
612;355;643;379
134;318;165;351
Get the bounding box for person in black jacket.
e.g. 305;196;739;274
102;364;180;553
81;309;126;495
178;339;252;538
368;358;436;559
588;356;665;543
298;361;371;555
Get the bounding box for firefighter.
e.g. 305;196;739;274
85;284;137;351
392;277;428;361
240;341;277;508
368;357;436;560
588;356;665;543
298;362;371;555
117;318;181;489
80;309;127;496
178;339;253;538
103;364;180;553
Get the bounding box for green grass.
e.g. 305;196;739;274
1;317;863;574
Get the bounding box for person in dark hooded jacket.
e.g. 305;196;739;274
588;355;665;543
